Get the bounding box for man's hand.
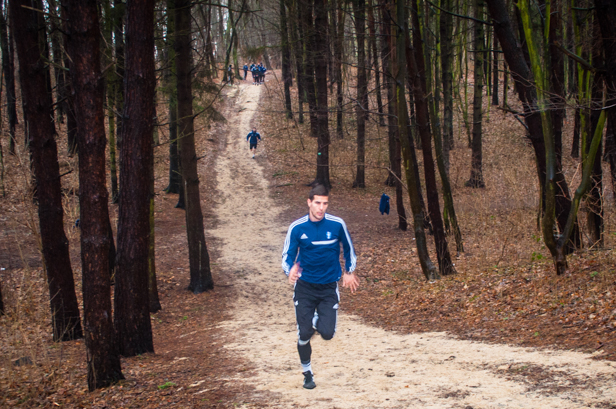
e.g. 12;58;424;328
342;272;360;293
288;263;301;285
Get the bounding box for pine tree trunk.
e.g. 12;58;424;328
290;0;304;123
301;0;318;138
165;0;181;194
175;0;214;293
280;0;293;118
61;0;124;390
367;0;385;126
466;0;486;188
313;0;330;187
0;3;17;155
114;0;156;357
352;0;367;189
440;0;454;158
11;0;83;342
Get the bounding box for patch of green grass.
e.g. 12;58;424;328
158;382;176;390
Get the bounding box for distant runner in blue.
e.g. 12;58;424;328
246;127;261;158
282;184;360;389
243;64;248;80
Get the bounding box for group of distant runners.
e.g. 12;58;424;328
227;63;268;85
243;63;267;85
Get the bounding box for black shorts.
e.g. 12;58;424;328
293;279;339;341
250;143;258;150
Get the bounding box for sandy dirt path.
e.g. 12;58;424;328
209;83;616;408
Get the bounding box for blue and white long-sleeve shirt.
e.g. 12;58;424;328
282;213;357;284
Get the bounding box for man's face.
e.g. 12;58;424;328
307;195;329;221
252;128;256;132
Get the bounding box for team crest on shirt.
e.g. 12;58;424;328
326;231;331;239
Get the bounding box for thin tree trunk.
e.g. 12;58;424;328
165;0;181;194
335;0;344;138
352;0;367;188
380;0;406;231
290;0;304;123
393;0;436;280
313;0;330;187
302;0;318;139
0;3;17;155
409;0;456;276
175;0;214;293
440;0;454;161
367;0;385;126
61;0;124;389
11;0;83;342
114;0;155;357
466;0;485;188
596;0;616;205
280;0;293;118
492;36;499;106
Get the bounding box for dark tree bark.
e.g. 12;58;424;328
11;0;83;342
595;0;616;203
0;280;4;315
466;0;486;188
114;0;155;357
334;0;344;138
492;35;499;106
487;0;579;251
393;0;436;280
379;0;406;231
289;0;304;123
280;0;293;118
313;0;331;188
352;0;367;188
585;17;604;246
165;0;181;194
440;0;454;154
300;0;318;138
61;0;124;390
367;0;385;126
112;0;125;203
0;5;17;155
409;0;456;276
175;0;214;293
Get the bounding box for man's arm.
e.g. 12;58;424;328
339;220;359;292
282;224;299;278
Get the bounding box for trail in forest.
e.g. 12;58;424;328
208;82;616;408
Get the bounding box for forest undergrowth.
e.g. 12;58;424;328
259;71;616;362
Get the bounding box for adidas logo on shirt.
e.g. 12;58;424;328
300;233;308;239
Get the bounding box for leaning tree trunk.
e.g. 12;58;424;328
409;0;456;276
175;0;214;293
114;0;156;357
352;0;367;188
394;0;436;280
61;0;124;390
11;0;83;342
466;0;485;188
595;0;616;204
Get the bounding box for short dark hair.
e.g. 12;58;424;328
308;184;329;200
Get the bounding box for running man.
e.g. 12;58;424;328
243;63;248;80
246;127;261;158
282;184;359;389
